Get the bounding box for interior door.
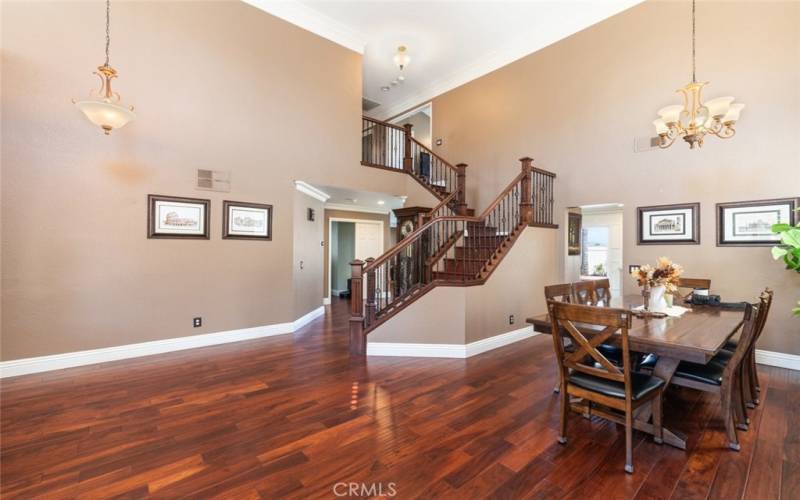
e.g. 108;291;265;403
355;222;383;261
355;222;384;300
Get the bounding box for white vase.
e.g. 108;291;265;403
648;285;668;313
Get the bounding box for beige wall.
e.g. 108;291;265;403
0;0;370;360
431;1;800;354
368;227;559;345
322;209;392;300
293;192;325;318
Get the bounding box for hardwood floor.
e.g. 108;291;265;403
1;298;797;499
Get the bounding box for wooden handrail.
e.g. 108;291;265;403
476;168;529;219
532;166;557;178
362;115;405;131
409;137;458;172
426;191;458;218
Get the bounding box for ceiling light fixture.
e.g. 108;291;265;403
73;0;135;135
393;45;410;71
652;0;743;149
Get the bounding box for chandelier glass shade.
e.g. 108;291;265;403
652;0;743;149
393;46;410;71
73;0;135;135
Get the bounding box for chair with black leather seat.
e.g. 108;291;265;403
593;278;612;305
545;284;575;394
573;280;595;305
547;300;665;474
723;289;772;408
669;297;763;451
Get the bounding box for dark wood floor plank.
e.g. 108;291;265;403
1;298;795;499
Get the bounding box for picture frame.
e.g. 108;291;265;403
567;212;581;255
637;202;700;245
222;201;272;240
148;194;210;239
716;198;797;246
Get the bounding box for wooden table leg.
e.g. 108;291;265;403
634;356;687;450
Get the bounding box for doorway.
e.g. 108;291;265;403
390;102;432;148
328;218;385;299
579;205;624;296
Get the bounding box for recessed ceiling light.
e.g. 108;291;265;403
380;86;390;92
377;200;385;205
398;75;405;82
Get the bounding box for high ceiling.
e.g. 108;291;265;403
246;0;643;119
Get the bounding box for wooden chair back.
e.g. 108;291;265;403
753;288;774;343
572;281;595;305
544;283;573;303
547;301;633;388
592;278;612;304
676;277;711;300
721;300;761;379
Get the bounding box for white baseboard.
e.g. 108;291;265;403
367;325;537;359
755;349;800;371
0;306;326;378
323;297;332;305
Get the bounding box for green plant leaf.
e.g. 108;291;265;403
772;223;791;233
772;246;789;259
781;228;800;247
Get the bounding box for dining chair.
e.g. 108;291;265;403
547;300;665;474
722;288;773;408
545;284;575;394
573;280;595;305
668;297;763;451
676;277;711;301
593;278;612;304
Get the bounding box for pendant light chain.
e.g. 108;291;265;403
104;0;111;68
691;0;696;83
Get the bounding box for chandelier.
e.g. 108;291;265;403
73;0;135;135
652;0;744;149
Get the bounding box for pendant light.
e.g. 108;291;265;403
73;0;135;135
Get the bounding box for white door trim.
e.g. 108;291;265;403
327;217;384;300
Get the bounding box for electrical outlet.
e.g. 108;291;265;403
509;314;515;325
193;317;202;328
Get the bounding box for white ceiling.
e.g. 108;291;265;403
247;0;643;119
315;184;407;214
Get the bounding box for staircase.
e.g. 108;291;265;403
351;116;557;355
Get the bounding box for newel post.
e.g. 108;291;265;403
364;257;377;325
403;123;414;173
519;157;533;224
349;260;366;356
456;163;468;216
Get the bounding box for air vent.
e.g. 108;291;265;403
196;169;231;192
634;136;661;152
362;97;381;112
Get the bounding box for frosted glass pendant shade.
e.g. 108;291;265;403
75;99;135;134
704;96;734;118
722;103;745;123
657;105;684;124
652;118;669;134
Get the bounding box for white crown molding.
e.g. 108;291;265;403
0;306;325;378
242;0;366;54
367;325;537;358
294;181;330;203
325;202;390;215
374;0;642;120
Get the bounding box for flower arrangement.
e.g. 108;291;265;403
630;257;684;293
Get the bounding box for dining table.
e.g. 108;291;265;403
526;294;745;450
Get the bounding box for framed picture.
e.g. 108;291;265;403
717;198;797;246
222;201;272;240
637;202;700;245
148;194;210;239
567;212;581;255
